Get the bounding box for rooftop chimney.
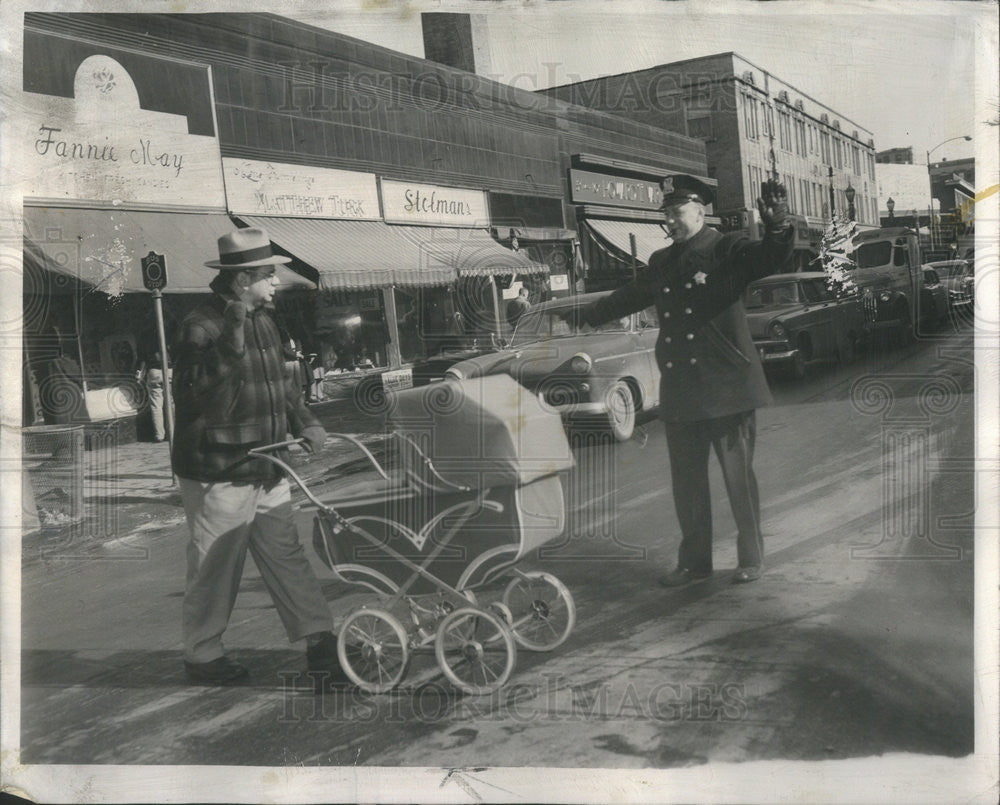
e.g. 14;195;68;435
422;13;493;76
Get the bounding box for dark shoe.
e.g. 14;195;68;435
658;567;713;588
184;656;249;685
306;631;352;691
732;566;762;584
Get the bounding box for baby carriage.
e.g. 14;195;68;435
249;374;576;695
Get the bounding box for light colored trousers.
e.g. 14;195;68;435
145;368;170;441
178;476;332;663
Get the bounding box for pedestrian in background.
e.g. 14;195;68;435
136;328;170;442
171;226;347;689
506;285;532;326
565;175;793;585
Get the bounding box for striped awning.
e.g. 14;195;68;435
239;216;548;289
584;219;671;265
23;206;316;294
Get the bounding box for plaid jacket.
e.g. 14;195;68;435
170;278;320;483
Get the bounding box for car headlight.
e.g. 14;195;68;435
444;366;465;380
568;353;593;373
768;321;786;339
879;291;892;303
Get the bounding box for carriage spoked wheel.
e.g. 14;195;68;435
502;571;576;651
434;607;516;695
337;608;410;694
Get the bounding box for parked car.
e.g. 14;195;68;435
917;265;951;333
353;337;507;414
926;259;974;323
744;272;866;379
444;291;660;441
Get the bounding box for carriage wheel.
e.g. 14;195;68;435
434;607;516;695
502;571;577;651
337;608;410;694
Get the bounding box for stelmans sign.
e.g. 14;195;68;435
380;179;488;227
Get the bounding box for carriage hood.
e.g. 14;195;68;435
388;374;574;488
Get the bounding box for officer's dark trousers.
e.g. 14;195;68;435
664;410;763;573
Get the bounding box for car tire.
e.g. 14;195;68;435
787;350;807;380
606;380;636;442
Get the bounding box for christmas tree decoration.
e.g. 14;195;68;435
812;215;859;298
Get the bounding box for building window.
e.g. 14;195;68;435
778;110;791;151
800;178;811;216
821;131;831;164
742;93;759;140
785;174;796;213
684;96;713;140
687;114;712;140
852;145;861;175
834;138;843;169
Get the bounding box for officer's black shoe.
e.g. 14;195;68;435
306;631;352;691
732;566;762;584
658;567;713;588
184;656;250;685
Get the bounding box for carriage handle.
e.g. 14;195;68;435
392;432;471;492
247;433;390;511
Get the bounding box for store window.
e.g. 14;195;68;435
314;289;389;372
393;277;504;361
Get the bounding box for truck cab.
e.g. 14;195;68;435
848;227;922;339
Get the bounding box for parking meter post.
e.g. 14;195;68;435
152;289;176;483
629;233;638;281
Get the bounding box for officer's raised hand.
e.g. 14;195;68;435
757;180;790;234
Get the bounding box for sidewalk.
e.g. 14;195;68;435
21;393;391;562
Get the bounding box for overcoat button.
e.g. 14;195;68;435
662;286;670;293
684;307;692;314
686;333;694;340
684;282;692;289
663;311;670;319
664;336;671;343
690;357;697;365
666;362;673;369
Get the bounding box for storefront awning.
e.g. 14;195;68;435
239;216;548;288
23;206;316;294
584;219;671;265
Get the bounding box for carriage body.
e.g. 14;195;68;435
258;375;577;695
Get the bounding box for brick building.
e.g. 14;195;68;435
542;52;879;268
20;12;709;431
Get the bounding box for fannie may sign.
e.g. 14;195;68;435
19;41;225;208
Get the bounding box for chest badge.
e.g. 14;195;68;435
694;271;708;285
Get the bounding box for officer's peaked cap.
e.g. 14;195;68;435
660;174;715;208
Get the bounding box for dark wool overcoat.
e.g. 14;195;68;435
585;225;794;422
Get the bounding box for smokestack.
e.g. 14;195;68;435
421;13;493;76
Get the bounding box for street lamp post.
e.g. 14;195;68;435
827;166;835;220
926;134;972;246
886;196;895;224
845;182;856;222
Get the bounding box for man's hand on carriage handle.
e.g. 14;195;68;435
300;425;327;454
757;180;790;234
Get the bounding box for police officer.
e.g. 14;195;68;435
570;175;793;585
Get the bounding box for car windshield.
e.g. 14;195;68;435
744;281;800;308
511;303;630;346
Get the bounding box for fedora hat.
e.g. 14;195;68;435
205;227;292;269
659;174;715;208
